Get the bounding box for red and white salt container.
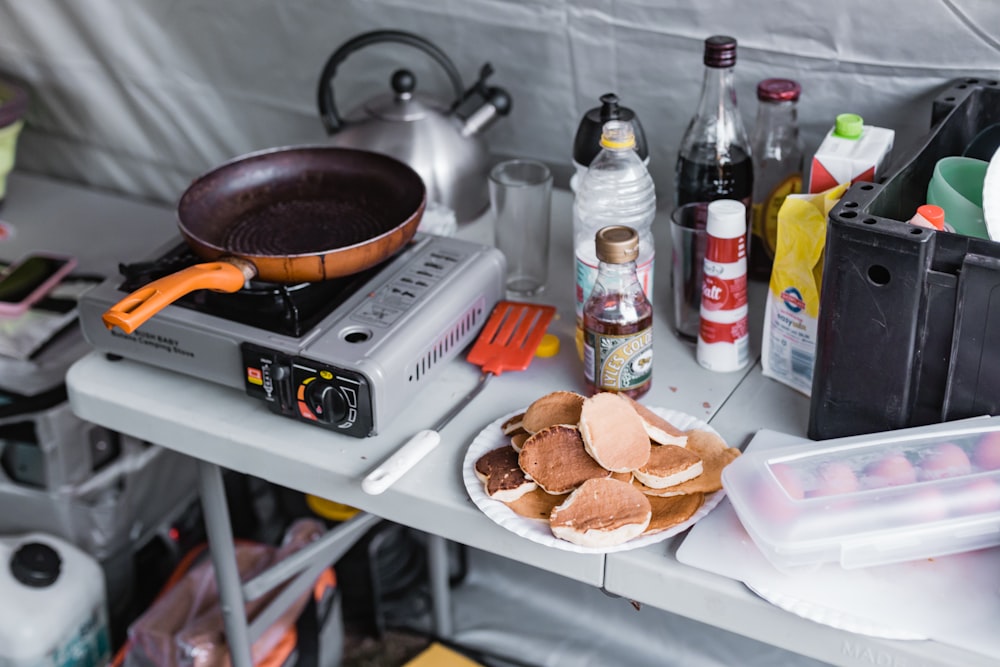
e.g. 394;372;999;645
697;199;750;372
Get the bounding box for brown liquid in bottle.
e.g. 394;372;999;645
583;287;653;399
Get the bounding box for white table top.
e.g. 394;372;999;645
7;171;990;666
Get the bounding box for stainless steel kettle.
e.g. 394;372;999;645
317;30;512;222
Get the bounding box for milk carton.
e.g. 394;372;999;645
807;113;894;193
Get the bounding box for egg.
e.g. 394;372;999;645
809;460;860;497
955;477;1000;514
752;462;804;521
918;442;972;481
972;432;1000;471
863;452;917;489
895;487;950;523
771;462;805;499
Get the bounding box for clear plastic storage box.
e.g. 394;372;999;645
721;417;1000;570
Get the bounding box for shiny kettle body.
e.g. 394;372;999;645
317;30;511;222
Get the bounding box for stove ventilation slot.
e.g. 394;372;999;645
410;299;487;382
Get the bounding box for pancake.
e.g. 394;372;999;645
642;492;705;534
503;487;567;522
501;412;526;435
549;478;652;547
633;444;703;489
578;392;650;472
634;429;739;496
509;430;530;453
518;424;610;494
522;391;586;433
475;445;536;502
622;395;689;446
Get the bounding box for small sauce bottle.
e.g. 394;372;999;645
582;226;653;398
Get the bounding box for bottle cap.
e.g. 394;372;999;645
706;200;747;239
10;542;61;588
535;333;561;358
595;225;639;263
914;204;946;230
599;120;636;150
834;113;864;140
572;93;649;166
757;78;801;102
703;35;737;68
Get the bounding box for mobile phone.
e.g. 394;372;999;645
0;252;78;317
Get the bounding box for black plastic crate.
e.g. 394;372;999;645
809;77;1000;439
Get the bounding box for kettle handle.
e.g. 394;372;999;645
317;29;466;135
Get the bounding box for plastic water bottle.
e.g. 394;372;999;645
696;199;750;372
573;119;656;356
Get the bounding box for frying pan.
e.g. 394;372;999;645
102;146;426;334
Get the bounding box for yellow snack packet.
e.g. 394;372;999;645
761;183;849;395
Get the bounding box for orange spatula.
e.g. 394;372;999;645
362;301;556;494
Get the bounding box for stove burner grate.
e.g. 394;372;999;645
117;243;393;337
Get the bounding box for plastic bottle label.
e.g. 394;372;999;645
583;329;652;392
574;253;654;324
701;271;747;312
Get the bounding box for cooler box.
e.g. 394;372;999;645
810;77;1000;439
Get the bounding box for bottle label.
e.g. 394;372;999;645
701;271;747;312
575;253;654;324
699;316;749;345
752;173;802;259
583;328;653;392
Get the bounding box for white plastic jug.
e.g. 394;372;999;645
0;533;110;667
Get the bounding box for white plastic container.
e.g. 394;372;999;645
0;533;110;667
721;417;1000;571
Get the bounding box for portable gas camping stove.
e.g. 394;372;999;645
78;234;505;438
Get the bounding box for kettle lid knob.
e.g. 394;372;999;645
390;69;416;96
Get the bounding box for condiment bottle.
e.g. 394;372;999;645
583;225;653;398
750;78;804;281
697;200;750;372
675;35;753;262
573;120;656;359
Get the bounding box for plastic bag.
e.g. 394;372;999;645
124;518;330;667
761;182;849;395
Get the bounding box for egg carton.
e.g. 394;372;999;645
722;415;1000;570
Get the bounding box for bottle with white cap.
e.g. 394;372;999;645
697;199;750;372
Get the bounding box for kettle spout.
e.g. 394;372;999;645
460;86;512;137
452;63;512;137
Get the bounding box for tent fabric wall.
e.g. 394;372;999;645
1;1;998;205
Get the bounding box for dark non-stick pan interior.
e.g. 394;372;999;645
177;146;426;258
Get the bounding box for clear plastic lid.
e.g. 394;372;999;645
722;417;1000;570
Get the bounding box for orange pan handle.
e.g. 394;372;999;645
102;259;256;334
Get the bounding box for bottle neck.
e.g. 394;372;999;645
755;99;799;132
684;65;749;151
595;259;642;291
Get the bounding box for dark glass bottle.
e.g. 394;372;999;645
674;35;754;271
582;226;653;398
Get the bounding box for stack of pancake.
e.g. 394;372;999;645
474;391;741;548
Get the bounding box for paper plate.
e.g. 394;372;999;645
745;583;927;641
462;406;727;554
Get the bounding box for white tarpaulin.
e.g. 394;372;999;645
1;1;998;208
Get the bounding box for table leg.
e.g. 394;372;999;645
427;533;453;638
196;459;254;667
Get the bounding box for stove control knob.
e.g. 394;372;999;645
304;381;347;424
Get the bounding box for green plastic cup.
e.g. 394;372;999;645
927;156;989;238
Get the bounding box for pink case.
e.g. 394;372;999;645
0;253;78;316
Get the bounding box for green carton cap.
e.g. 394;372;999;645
834;113;864;139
